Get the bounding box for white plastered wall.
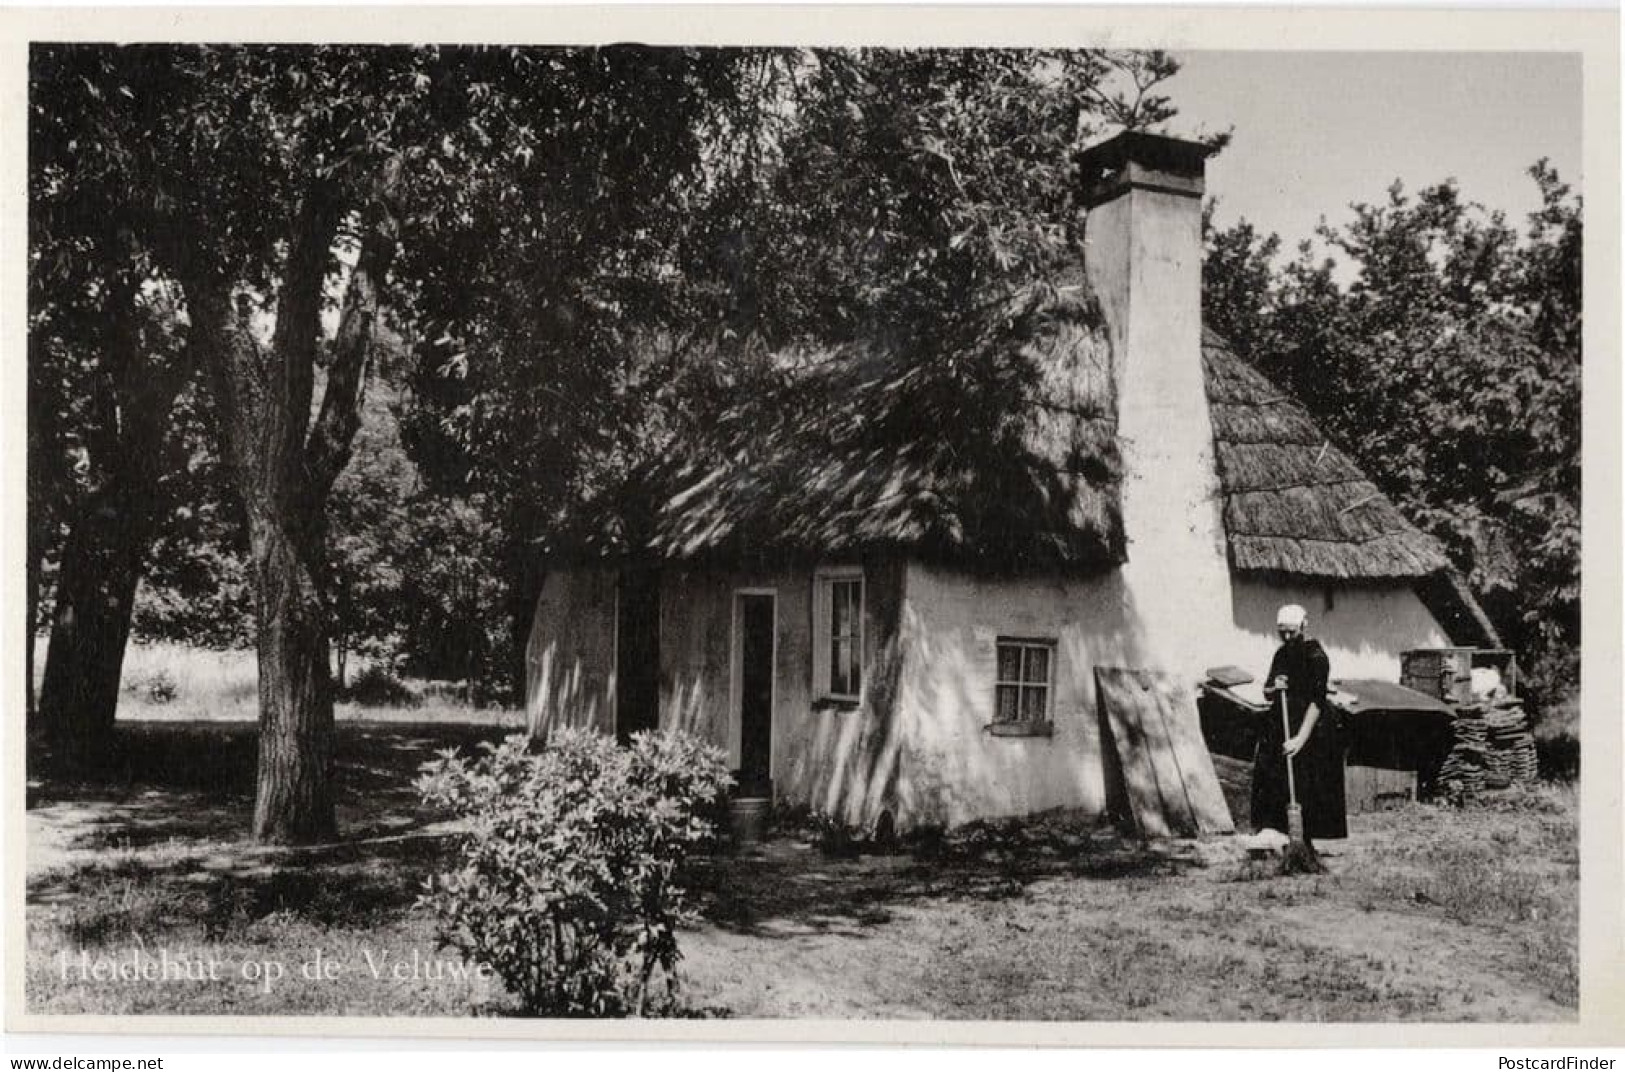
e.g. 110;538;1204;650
892;562;1138;829
1225;578;1451;696
525;567;617;736
526;561;913;827
891;561;1453;829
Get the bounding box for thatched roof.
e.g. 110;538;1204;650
1201;326;1453;580
639;287;1125;572
574;307;1458;587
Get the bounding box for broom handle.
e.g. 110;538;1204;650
1279;685;1299;808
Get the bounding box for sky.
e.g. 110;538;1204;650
1160;51;1584;261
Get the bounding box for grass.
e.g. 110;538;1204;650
33;640;526;728
24;644;1581;1021
115;642;261;721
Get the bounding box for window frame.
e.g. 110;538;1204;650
813;566;865;703
992;637;1057;729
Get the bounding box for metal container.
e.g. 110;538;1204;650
728;797;770;846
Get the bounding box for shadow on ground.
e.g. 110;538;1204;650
25;718;519;944
689;824;1210;940
28;719;1222;952
28;719;513;846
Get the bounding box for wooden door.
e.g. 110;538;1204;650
615;568;661;744
736;593;775;797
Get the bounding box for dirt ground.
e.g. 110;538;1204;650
24;718;1578;1022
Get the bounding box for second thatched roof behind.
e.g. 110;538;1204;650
1201;326;1452;580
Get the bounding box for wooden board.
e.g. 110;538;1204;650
1095;668;1176;838
1096;667;1236;838
1150;675;1236;835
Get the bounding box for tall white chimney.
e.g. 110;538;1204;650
1076;132;1234;674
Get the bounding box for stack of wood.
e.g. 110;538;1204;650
1483;699;1539;786
1440;700;1538;799
1437;711;1488;799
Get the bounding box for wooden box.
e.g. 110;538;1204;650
1401;647;1475;705
1345;763;1419;813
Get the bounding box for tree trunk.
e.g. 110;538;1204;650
37;485;149;767
37;256;187;768
248;510;337;843
182;164;402;845
503;533;545;703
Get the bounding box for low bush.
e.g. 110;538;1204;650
1535;732;1579;782
144;669;179;705
340;662;417;707
416;728;731;1017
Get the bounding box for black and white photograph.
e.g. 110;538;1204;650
10;7;1619;1043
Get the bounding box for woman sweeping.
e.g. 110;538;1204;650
1252;604;1348;850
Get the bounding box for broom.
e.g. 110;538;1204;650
1278;683;1324;875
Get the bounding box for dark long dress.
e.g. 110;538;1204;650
1251;636;1348;840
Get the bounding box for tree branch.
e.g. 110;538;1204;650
274;185;345;492
303;156;406;505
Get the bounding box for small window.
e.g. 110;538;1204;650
814;569;863;701
995;639;1054;724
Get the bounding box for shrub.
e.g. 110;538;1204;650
340;662;417;708
1536;733;1579;782
416;728;732;1017
144;669;178;704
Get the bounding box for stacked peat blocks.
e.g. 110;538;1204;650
1439;699;1538;800
1484;699;1539;786
1404;649;1537;802
1438;711;1489;800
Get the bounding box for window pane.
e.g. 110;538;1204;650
996;645;1022;684
996;685;1019;722
1022;685;1049;721
832;639;859;696
1024;645;1050;684
832;580;859;639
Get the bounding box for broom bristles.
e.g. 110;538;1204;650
1280;841;1324;875
1279;803;1324;873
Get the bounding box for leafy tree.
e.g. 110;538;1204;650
26;200;195;762
28;47;209;760
327;380;418;688
129;374;256;650
1203;167;1582;710
32;44;767;841
394;46;776;692
396;491;510;701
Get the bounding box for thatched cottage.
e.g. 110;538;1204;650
526;132;1494;831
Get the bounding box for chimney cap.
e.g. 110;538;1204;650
1075;130;1212;209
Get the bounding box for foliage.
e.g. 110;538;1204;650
337;662;417;708
416;729;732;1016
327;377;418;683
129;374;255;650
1203;167;1581;713
137;668;179;705
397;49;1193;688
727;50;1184;347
